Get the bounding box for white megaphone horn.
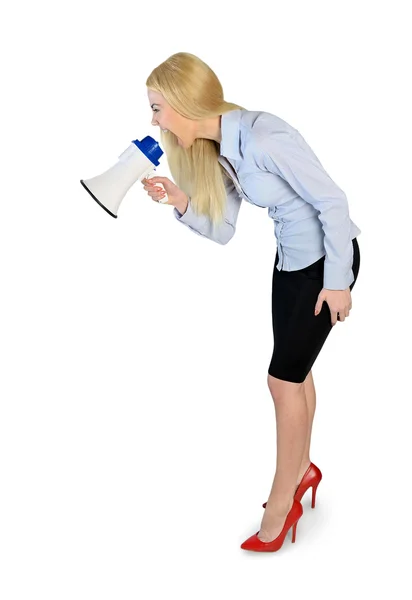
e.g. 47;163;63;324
80;135;166;218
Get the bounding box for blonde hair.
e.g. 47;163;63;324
146;52;246;225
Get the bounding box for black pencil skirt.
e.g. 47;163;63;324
268;237;361;383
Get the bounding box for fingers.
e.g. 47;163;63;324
142;178;160;190
141;178;166;201
149;187;166;201
336;307;350;324
317;289;353;326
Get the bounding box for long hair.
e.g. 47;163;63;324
146;52;246;225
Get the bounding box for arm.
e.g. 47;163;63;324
173;175;242;245
253;130;354;290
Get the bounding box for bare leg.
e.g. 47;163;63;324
258;374;308;542
296;369;316;482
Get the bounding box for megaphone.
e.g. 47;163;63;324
80;136;167;218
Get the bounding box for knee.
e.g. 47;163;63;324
303;369;314;389
267;373;305;400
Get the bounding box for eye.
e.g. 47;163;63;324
152;108;159;113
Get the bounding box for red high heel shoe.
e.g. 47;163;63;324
240;498;303;552
262;462;322;510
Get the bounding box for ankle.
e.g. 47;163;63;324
265;494;294;513
299;458;311;473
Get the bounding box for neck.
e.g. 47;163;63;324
196;115;222;143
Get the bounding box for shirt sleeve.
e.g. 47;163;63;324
253;130;355;290
173;175;242;245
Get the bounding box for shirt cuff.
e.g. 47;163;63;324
173;198;195;223
323;262;355;290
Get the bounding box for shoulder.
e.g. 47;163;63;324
239;109;298;158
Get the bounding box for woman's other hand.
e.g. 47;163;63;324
314;288;352;326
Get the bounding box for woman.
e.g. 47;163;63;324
142;52;361;553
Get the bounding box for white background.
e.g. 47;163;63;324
1;0;411;598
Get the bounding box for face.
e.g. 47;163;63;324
147;88;194;148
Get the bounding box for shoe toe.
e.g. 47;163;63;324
240;532;260;550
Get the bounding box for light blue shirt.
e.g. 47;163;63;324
173;108;361;290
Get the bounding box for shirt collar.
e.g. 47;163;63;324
219;109;243;161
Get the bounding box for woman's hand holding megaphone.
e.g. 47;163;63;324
142;176;188;214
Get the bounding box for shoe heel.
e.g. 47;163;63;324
291;518;299;543
311;481;320;508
